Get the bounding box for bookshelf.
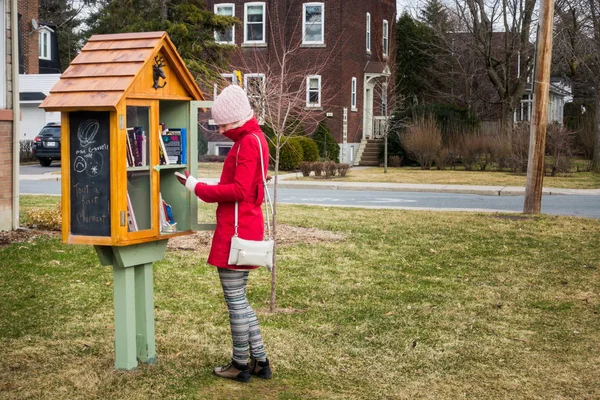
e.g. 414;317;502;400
40;31;213;246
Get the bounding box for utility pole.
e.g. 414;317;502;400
524;0;555;214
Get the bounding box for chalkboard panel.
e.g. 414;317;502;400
69;112;111;236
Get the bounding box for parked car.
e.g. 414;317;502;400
32;123;61;166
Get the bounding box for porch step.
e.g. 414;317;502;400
357;139;383;167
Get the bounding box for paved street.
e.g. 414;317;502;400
18;165;600;219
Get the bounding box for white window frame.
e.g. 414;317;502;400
39;27;53;61
351;77;357;111
244;73;266;122
214;3;235;44
302;2;325;45
213;73;236;99
306;75;321;108
0;0;6;108
382;19;389;58
244;2;266;44
366;13;371;54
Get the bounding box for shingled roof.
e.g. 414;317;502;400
40;31;203;111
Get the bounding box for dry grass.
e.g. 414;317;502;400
327;167;600;189
1;198;599;399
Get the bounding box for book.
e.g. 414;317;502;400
159;193;177;233
128;128;142;166
133;127;146;166
158;127;168;165
169;128;187;164
126;192;138;232
125;128;135;167
162;130;182;164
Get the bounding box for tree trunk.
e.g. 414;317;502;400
270;140;280;312
592;81;600;172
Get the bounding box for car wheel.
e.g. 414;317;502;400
39;158;52;167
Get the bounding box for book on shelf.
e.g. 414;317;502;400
159;193;177;233
126;192;138;232
158;127;168;165
161;129;183;164
128;128;142;166
133;127;146;167
125;128;135;167
164;128;187;164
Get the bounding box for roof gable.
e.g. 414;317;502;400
40;31;203;111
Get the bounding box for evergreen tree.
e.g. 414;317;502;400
419;0;451;33
82;0;235;83
395;13;437;107
39;0;85;71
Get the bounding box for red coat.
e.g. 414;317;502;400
191;118;269;269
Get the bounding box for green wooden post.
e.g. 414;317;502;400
113;264;138;370
135;263;156;364
95;240;167;370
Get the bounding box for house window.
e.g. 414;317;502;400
213;73;235;99
39;29;52;60
351;77;357;111
382;19;389;58
214;4;235;44
366;13;371;53
303;3;324;45
244;2;266;43
244;73;266;121
306;75;321;107
381;83;388;115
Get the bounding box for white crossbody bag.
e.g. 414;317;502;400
227;134;274;271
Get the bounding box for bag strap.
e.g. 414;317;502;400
234;134;273;239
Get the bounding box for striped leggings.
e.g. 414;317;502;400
218;268;267;364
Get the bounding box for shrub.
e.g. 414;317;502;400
388;155;403;167
312;121;340;162
299;161;312;177
378;130;416;166
20;140;35;163
200;155;226;162
545;123;574;175
312;161;324;176
434;148;451;170
508;123;531;173
25;204;61;231
324;161;337;178
270;137;303;171
400;116;442;170
337;163;351;177
295;136;320;162
197;130;208;157
564;102;594;158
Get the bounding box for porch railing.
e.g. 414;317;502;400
372;116;389;139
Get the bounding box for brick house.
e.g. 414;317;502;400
17;0;61;141
1;0;17;230
203;0;396;165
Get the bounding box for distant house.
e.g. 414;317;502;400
204;0;397;165
446;31;571;126
515;77;572;125
1;0;18;230
18;0;61;141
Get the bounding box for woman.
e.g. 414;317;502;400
176;85;272;382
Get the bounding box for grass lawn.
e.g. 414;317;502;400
306;166;600;189
1;196;599;399
196;162;600;189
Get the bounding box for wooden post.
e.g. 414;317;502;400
523;0;555;214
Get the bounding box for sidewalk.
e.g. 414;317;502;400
19;170;600;196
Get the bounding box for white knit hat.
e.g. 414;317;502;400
212;85;254;125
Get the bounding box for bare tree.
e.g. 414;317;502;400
449;0;537;127
553;0;600;170
212;3;342;311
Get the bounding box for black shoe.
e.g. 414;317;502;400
249;358;272;379
213;359;252;382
